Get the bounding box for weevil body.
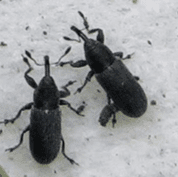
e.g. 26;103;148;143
0;48;84;164
62;12;147;127
30;69;61;164
30;108;61;164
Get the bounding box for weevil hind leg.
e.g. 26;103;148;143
107;94;112;105
113;52;123;58
99;103;118;127
61;136;79;166
5;125;30;152
112;113;117;128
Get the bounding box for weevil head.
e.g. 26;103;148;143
34;56;59;110
71;26;115;73
85;40;115;73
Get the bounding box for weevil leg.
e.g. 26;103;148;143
134;76;140;81
75;70;94;94
24;67;38;89
5;125;30;152
122;53;134;60
88;28;104;43
61;136;79;166
107;94;112;105
0;102;33;125
114;52;134;60
23;57;38;89
76;101;86;115
60;60;87;67
106;95;117;127
113;53;139;81
99;103;118;127
59;99;85;116
78;11;104;43
112;113;117;128
113;52;123;58
59;80;77;98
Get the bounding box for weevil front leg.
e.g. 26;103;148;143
59;62;93;94
0;102;33;125
59;81;86;115
99;103;119;127
59;59;87;68
0;56;36;125
5;125;30;152
78;11;104;43
22;56;38;89
61;136;79;166
88;28;104;43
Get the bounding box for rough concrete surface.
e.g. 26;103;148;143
0;0;178;177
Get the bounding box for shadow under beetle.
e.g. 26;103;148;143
60;11;147;127
0;47;84;165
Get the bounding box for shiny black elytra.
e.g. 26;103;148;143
61;11;147;127
0;48;84;165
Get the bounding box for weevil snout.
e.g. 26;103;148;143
71;26;88;42
44;55;50;77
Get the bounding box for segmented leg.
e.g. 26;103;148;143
5;125;30;152
74;70;94;94
0;103;33;125
59;100;85;116
59;80;77;98
99;103;118;127
61;136;79;166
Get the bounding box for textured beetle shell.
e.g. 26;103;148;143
95;59;147;117
30;107;61;164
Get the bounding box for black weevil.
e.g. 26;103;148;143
0;47;84;164
60;11;147;127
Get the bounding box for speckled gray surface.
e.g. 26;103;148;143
0;0;178;177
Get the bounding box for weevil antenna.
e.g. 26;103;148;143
53;47;72;66
71;26;88;42
25;50;43;66
63;36;81;43
63;26;88;43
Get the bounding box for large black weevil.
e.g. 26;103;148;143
60;11;147;127
0;47;84;164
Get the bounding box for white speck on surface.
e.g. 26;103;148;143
0;0;178;177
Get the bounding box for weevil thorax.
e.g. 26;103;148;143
84;39;115;73
34;56;59;110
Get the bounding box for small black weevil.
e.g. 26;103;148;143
61;11;147;127
0;48;84;164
